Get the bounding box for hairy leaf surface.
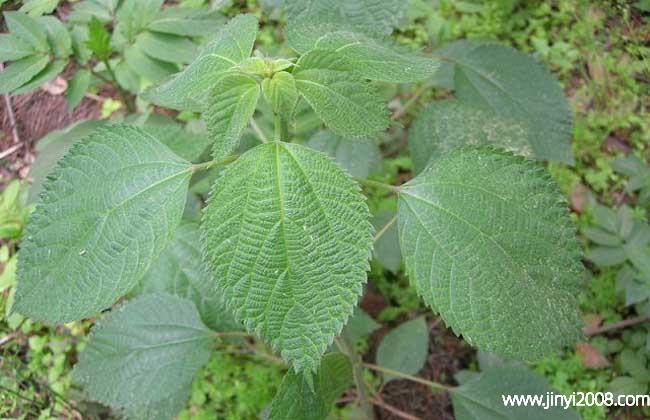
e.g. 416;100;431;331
143;14;258;111
15;125;192;323
398;148;583;360
438;41;574;163
452;366;580;420
202;142;373;373
136;223;239;332
284;0;408;53
73;293;213;420
294;49;389;138
206;72;261;161
314;32;438;83
409;100;532;174
269;353;353;420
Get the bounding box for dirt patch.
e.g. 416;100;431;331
367;318;475;419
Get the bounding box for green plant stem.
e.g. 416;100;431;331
335;337;376;420
273;114;289;142
355;178;401;193
192;155;239;172
362;363;452;392
99;59;135;113
250;118;269;143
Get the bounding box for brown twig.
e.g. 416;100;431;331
371;397;422;420
0;63;21;145
584;316;650;336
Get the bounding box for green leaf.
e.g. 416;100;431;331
38;15;72;58
123;44;177;83
143;14;258;111
262;71;299;117
305;130;382;179
4;11;49;51
0;55;50;94
12;59;67;95
376;317;428;381
73;293;213;420
342;308;380;346
15;125;192;323
68;0;116;23
28;120;106;204
269;353;353;420
205;72;261;161
284;0;409;53
0;34;35;61
409;100;532;174
141;121;212;163
19;0;60;16
202;142;373;373
86;16;112;61
147;7;225;37
66;69;91;112
314;31;438;83
398;147;583;360
607;376;648;396
115;0;164;37
372;209;401;273
613;155;650;204
136;31;198;64
452;366;580;420
437;41;574;164
294;49;389;138
136;223;239;332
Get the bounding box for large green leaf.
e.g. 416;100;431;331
123;44;177;83
314;31;438;83
73;293;213;420
376;317;428;381
452;366;580;420
136;223;240;332
4;11;49;51
205;72;261;161
147;7;225;37
0;34;35;61
38;15;72;58
136;31;198;64
0;55;49;94
398;147;583;360
305;130;382;179
409;100;531;174
437;41;574;164
12;59;67;95
143;14;258;111
284;0;409;53
15;125;192;323
269;353;353;420
27;119;106;203
294;49;389;138
202;142;373;373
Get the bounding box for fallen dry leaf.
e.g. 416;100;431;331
576;342;610;369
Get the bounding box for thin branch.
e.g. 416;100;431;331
191;155;239;172
336;337;376;420
0;143;23;161
371;397;422;420
373;215;397;243
584;316;650;336
250;118;268;143
391;84;430;121
0;63;20;145
362;363;452;392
